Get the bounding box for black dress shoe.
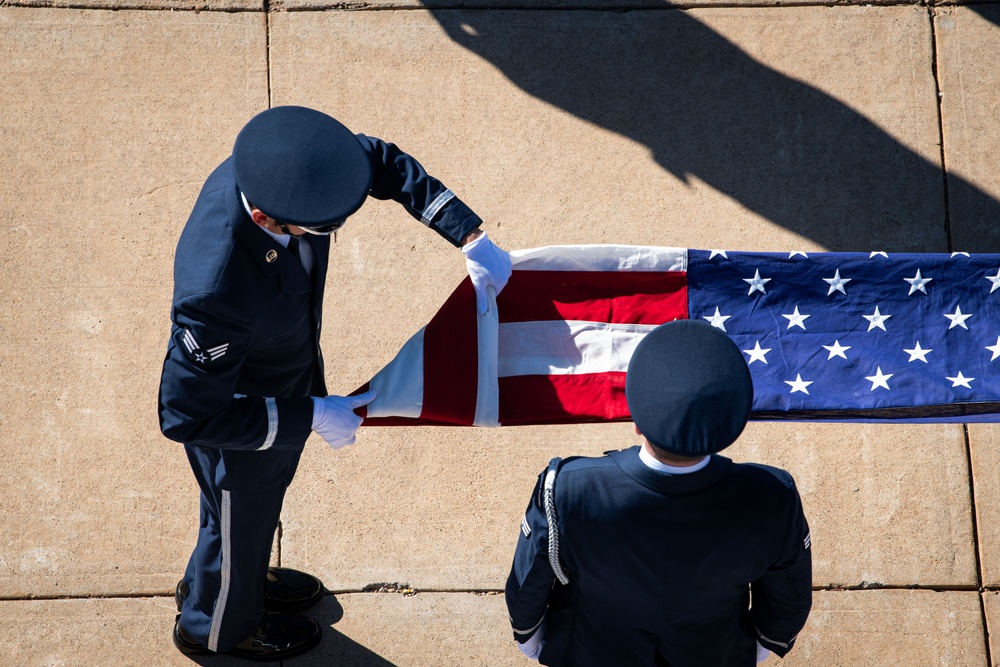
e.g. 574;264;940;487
173;611;322;662
176;567;325;613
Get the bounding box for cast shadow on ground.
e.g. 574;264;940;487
970;4;1000;27
427;6;1000;253
179;594;398;666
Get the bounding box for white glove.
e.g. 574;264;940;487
516;618;546;661
462;231;512;315
756;640;772;663
311;390;376;449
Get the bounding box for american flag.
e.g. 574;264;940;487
356;245;1000;426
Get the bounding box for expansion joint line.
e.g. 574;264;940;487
927;6;954;253
264;0;272;109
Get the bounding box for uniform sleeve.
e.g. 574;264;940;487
157;293;313;451
505;471;555;643
358;134;483;247
749;478;813;657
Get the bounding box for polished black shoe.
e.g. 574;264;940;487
176;567;325;613
173;611;322;662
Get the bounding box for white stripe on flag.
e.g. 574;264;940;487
510;245;688;273
498;320;658;377
474;287;500;427
368;327;426;419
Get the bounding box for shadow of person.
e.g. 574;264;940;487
427;7;1000;253
294;594;401;666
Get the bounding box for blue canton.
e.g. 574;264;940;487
687;250;1000;421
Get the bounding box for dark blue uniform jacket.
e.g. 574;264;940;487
158;136;481;452
506;448;812;667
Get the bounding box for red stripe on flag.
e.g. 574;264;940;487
497;271;688;325
419;277;479;425
498;373;632;426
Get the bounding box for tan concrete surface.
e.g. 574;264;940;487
983;590;1000;663
0;6;267;598
763;590;987;666
969;424;1000;586
6;0;259;9
280;0;922;11
936;6;1000;253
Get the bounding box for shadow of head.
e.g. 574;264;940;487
426;6;1000;253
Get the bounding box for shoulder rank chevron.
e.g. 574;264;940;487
182;328;230;366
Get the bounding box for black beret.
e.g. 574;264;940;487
233;106;371;228
626;320;753;456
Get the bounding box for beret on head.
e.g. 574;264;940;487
233;106;372;228
626;320;754;456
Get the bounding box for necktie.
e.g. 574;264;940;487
287;236;301;262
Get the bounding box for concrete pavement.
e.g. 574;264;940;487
2;2;1000;665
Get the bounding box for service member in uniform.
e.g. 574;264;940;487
505;320;812;666
158;106;511;661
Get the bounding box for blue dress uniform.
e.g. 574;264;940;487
506;450;812;666
505;321;812;666
158;110;482;653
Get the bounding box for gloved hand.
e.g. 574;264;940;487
516;618;546;661
756;640;771;663
462;231;512;315
311;390;376;449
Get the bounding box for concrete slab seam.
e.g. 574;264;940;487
928;6;956;253
0;1;950;12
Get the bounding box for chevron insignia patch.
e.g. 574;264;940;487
521;514;531;538
182;328;230;366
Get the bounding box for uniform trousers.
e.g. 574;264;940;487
178;443;303;652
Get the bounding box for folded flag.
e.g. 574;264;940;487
355;245;1000;426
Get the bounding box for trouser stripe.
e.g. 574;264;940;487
207;490;233;652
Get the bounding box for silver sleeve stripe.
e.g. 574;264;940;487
258;397;278;451
420;189;455;226
755;626;795;650
511;614;546;636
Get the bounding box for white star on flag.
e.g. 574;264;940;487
823;269;851;296
703;307;731;332
823;340;850;360
904;269;932;295
743;341;771;364
987;336;1000;362
952;252;971;258
864;306;891;332
946;372;974;389
944;305;973;330
865;367;893;391
870;251;888;258
985;269;1000;294
789;251;809;258
904;342;932;363
709;250;728;259
785;374;813;394
743;270;771;295
783;306;810;330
